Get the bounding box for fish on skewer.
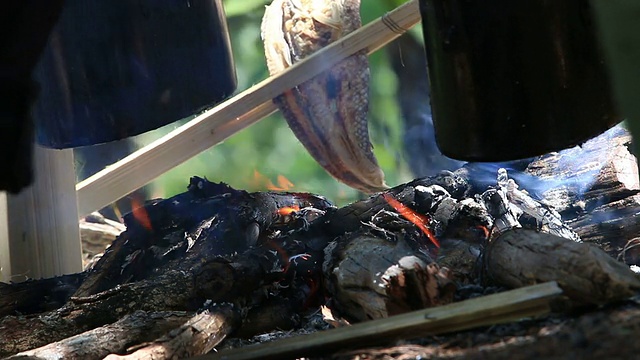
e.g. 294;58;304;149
261;0;388;193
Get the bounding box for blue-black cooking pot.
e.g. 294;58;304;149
419;0;620;161
33;0;236;148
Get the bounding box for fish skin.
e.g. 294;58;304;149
261;0;388;193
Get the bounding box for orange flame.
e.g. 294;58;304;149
131;197;153;232
278;205;300;216
476;225;490;240
274;175;294;190
382;193;440;248
253;170;295;191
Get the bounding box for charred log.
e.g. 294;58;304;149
0;273;84;317
107;304;238;359
483;229;640;306
1;127;640;360
7;311;191;360
525;126;640;260
74;176;334;298
0;233;308;356
323;229;454;322
526;126;637;215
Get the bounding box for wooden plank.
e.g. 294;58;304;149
0;147;82;281
76;0;421;218
207;282;562;360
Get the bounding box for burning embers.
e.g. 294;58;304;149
382;193;440;248
6;128;640;359
277;205;300;216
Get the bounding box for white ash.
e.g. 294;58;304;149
493;168;581;242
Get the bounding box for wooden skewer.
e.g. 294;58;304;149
76;0;422;218
202;282;563;360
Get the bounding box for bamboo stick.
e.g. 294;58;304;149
204;282;563;360
76;0;422;218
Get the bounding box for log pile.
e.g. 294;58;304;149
1;126;640;359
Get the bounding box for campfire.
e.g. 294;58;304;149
2;125;640;359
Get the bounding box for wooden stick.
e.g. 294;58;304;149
75;0;421;218
206;282;562;360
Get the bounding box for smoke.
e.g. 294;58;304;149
526;124;630;201
468;124;632;222
450;124;630;208
403;113;466;177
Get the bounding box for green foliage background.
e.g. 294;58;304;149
138;0;418;206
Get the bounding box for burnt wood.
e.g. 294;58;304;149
1;126;640;358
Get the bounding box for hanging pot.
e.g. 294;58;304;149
419;0;620;161
33;0;237;148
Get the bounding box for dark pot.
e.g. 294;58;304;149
33;0;236;148
419;0;620;161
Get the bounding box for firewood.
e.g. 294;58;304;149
319;176;489;318
0;241;290;356
323;230;455;322
526;126;638;214
73;176;334;298
3;133;640;359
484;228;640;305
6;311;191;360
525;126;640;259
569;194;640;262
323;175;489;242
0;258;219;356
0;178;335;356
0;273;84;317
105;304;238;359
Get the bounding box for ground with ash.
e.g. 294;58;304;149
218;294;640;359
335;303;640;360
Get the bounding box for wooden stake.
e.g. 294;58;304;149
205;282;562;360
76;0;422;217
0;146;82;281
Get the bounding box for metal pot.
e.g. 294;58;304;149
419;0;620;161
33;0;236;148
